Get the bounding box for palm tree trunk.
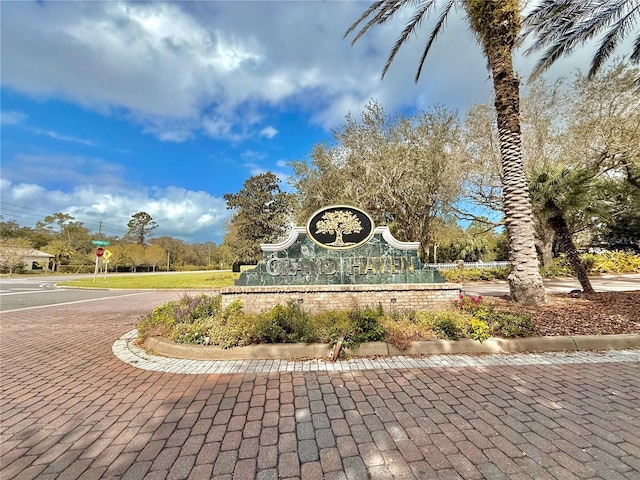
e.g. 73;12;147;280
546;203;595;294
538;240;554;269
480;3;546;303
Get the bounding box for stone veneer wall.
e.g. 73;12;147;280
220;283;462;314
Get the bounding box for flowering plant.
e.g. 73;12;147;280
452;294;484;315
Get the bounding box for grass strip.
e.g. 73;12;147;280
58;271;239;289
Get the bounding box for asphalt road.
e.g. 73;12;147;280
0;276;173;313
463;273;640;297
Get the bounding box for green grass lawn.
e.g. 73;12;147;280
58;271;239;289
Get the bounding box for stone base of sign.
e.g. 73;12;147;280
220;282;462;314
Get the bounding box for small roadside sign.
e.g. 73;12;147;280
92;240;110;246
103;249;112;260
96;247;105;257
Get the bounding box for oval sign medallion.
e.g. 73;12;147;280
307;205;375;250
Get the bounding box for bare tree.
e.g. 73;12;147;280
0;238;33;276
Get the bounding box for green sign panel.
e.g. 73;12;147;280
91;240;110;246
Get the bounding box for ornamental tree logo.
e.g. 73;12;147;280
315;210;363;247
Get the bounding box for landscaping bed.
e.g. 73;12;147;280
136;291;640;359
488;291;640;336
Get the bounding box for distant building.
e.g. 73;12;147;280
0;247;54;272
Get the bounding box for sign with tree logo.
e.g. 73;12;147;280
307;205;374;249
235;204;446;286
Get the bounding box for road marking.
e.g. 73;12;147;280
0;292;154;313
0;289;63;296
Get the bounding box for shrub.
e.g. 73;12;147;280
173;294;222;323
348;306;387;343
540;263;574;277
486;311;537;338
137;293;542;349
467;318;490;343
207;313;260;349
313;310;354;343
257;302;316;344
432;317;461;340
137;314;172;342
137;302;177;341
587;251;640;274
541;252;640;277
413;310;466;331
57;265;94;274
441;267;510;282
379;314;421;350
172;318;215;345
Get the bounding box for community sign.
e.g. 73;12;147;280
235;205;445;286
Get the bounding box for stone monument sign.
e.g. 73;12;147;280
236;205;445;286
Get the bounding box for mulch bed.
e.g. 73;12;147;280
487;291;640;336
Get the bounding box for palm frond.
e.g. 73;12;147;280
345;1;409;45
524;0;640;81
346;0;460;82
590;4;640;75
413;0;455;82
528;32;578;81
523;0;582;46
380;0;438;79
632;30;640;59
344;0;385;40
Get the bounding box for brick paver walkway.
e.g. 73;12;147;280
1;291;639;479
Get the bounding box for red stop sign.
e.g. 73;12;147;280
96;247;104;257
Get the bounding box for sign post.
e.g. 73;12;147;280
102;249;112;280
93;246;106;282
93;255;99;282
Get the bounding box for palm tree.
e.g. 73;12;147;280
45;238;75;272
529;164;596;294
523;0;640;84
346;0;546;303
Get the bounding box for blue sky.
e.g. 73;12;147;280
1;1;594;244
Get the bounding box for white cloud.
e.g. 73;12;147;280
1;111;28;125
241;150;267;161
259;126;278;139
0;1;494;141
3;154;126;188
0;179;229;243
37;129;97;147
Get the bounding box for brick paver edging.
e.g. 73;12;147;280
113;330;640;375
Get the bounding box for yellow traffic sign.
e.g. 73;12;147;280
103;249;112;260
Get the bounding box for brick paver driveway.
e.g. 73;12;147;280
1;292;639;479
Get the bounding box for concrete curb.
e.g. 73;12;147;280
144;334;640;361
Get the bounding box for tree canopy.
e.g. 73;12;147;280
223;172;293;264
291;100;463;258
126;211;158;245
